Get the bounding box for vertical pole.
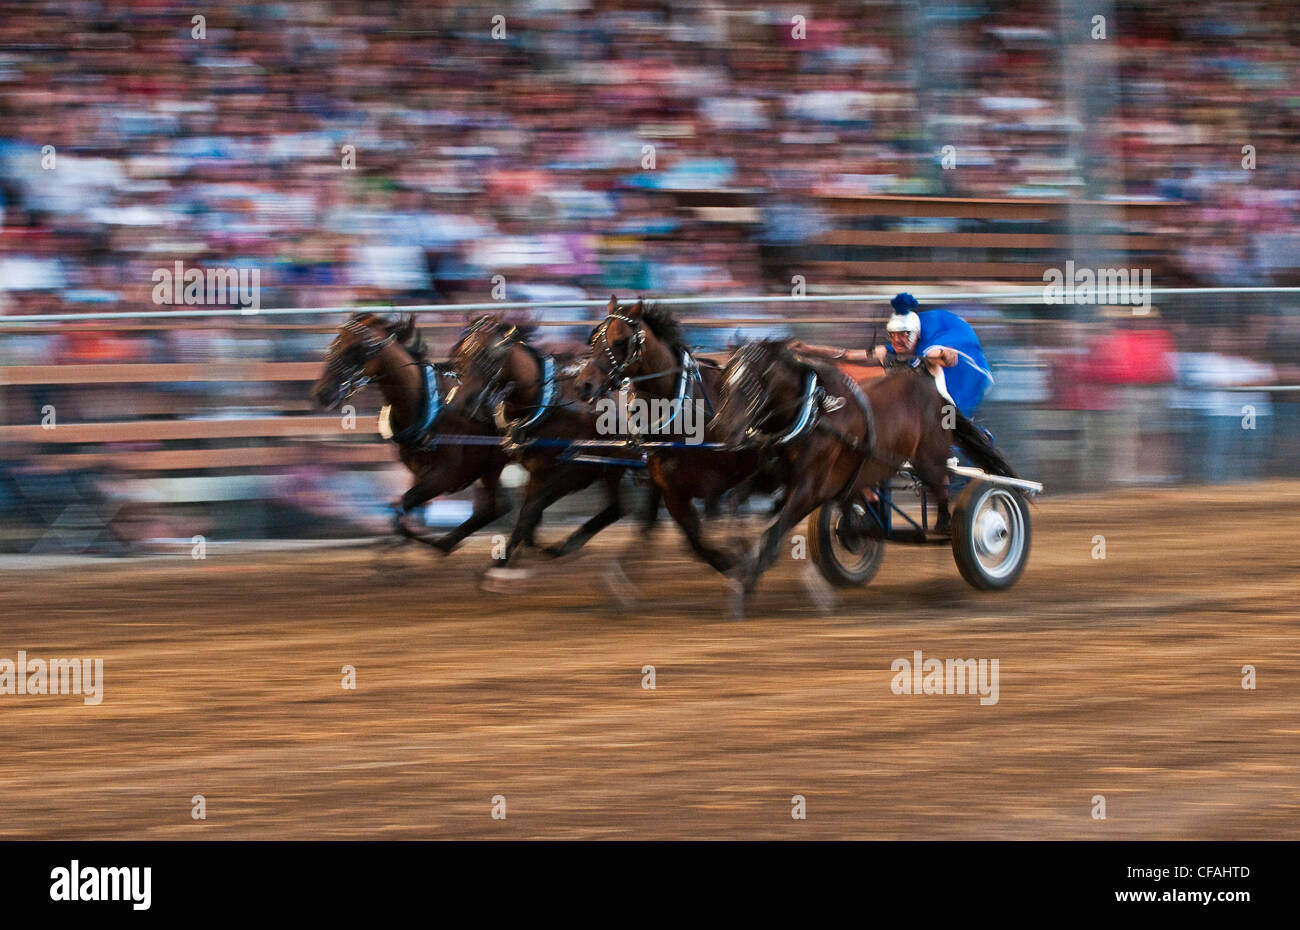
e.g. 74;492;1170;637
1058;0;1124;324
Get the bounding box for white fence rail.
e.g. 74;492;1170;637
3;287;1299;324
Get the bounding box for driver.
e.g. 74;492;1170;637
791;292;994;418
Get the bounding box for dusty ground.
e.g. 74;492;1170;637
0;482;1297;839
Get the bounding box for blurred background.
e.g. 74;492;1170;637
1;0;1297;553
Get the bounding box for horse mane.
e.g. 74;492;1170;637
729;338;785;367
755;338;815;377
346;311;429;361
451;314;534;364
640;301;689;355
798;354;846;387
397;320;429;361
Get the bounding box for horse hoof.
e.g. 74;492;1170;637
481;566;531;593
799;564;837;614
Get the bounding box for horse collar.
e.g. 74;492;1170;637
389;362;442;448
773;371;822;445
496;348;557;438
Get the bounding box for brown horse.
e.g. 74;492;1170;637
711;339;1015;599
312;313;510;552
574;297;782;574
448;314;651;576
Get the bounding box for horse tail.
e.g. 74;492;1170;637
952;411;1019;479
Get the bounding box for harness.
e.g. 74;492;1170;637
728;348;825;447
623;349;710;439
329;319;445;449
733;349;905;501
493;344;560;446
589;309;715;439
387;362;446;450
775;372;821;445
455;319;565;446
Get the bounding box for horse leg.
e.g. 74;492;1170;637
543;469;625;558
743;475;825;595
638;480;661;535
601;478;663;608
660;484;736;575
392;474;451;550
431;467;510;553
494;472;570;571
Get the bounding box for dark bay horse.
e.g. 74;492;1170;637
711;339;1015;599
448;314;651;576
312;312;510;552
574;297;782;575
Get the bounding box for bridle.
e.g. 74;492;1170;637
585;308;713;438
589;310;647;388
451;317;521;421
586;309;696;399
324;318;398;402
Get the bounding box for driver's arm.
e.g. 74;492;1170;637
924;346;958;368
789;341;873;364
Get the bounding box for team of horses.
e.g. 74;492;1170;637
312;298;1015;609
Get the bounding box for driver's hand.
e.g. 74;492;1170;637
872;345;888;364
925;346;957;367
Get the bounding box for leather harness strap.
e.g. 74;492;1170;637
495;344;559;446
389;362;444;450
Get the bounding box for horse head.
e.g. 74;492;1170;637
711;340;806;449
313;312;419;411
575;295;652;403
447;314;530;421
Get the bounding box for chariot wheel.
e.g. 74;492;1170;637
950;480;1031;590
807;492;886;588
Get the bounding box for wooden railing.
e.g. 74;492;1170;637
674;192;1187;282
1;360;377;477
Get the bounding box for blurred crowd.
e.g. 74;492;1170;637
1;1;1297;549
3;0;1299;316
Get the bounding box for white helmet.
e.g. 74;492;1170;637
886;311;921;336
886;292;921;341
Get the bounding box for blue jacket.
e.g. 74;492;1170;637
886;309;993;416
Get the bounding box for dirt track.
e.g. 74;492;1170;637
1;482;1297;839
